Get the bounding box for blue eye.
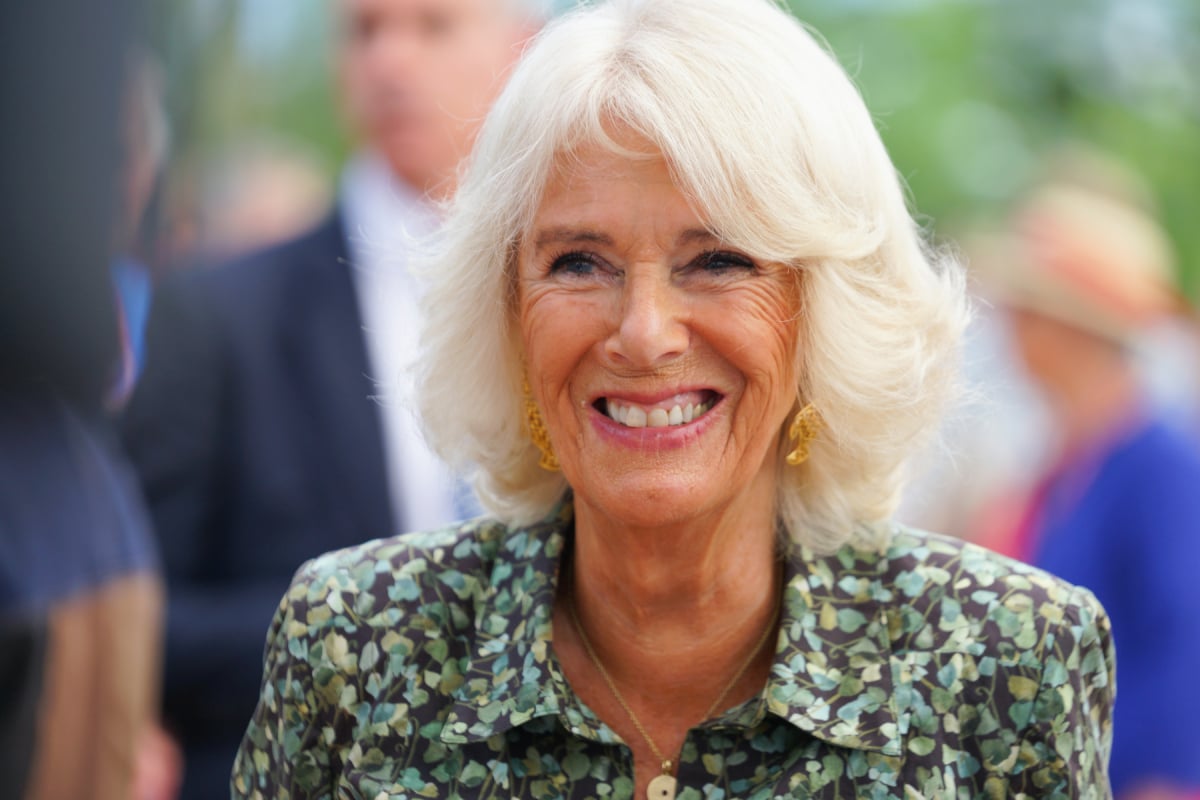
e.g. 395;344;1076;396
694;250;756;273
549;251;603;276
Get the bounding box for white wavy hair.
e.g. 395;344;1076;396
418;0;969;552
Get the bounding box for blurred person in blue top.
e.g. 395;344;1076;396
119;1;545;797
974;148;1200;799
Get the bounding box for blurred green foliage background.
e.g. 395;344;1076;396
148;0;1200;296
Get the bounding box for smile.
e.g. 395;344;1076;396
598;391;719;429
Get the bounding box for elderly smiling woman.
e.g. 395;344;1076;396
233;0;1115;797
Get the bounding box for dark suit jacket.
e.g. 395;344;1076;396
120;212;395;798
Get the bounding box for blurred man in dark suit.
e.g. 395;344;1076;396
119;2;543;797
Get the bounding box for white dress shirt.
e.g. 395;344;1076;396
340;152;467;533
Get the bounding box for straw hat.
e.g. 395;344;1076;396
972;152;1183;345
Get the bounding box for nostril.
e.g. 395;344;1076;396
608;313;690;367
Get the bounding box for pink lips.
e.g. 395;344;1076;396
589;388;722;449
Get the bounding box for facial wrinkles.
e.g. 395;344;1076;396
683;281;791;392
517;139;806;534
520;239;798;424
712;272;801;457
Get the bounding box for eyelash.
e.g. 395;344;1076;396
693;250;756;273
546;249;756;277
547;250;604;276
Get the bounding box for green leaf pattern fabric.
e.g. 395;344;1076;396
232;500;1114;799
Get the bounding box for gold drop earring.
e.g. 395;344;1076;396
523;375;560;471
786;403;822;466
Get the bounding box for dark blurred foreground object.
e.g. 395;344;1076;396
973;148;1200;799
0;1;166;798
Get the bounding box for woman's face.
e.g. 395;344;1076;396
516;136;802;529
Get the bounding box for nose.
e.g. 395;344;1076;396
605;268;690;367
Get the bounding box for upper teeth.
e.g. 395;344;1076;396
605;400;711;428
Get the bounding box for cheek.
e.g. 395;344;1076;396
717;286;801;394
518;288;606;393
753;319;803;455
750;325;801;427
518;286;564;353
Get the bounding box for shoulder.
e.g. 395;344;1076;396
158;212;346;311
1081;422;1200;545
1114;420;1200;486
862;531;1115;788
259;515;555;729
289;516;511;607
880;526;1108;664
275;516;525;647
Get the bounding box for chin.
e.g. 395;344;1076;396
577;475;720;529
378;141;443;191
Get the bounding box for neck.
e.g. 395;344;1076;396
553;477;784;792
564;471;782;699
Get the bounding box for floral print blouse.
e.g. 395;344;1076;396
232;501;1114;799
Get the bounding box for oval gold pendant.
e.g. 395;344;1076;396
647;774;677;800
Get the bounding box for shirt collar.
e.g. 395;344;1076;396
763;536;901;755
438;503;570;745
439;501;900;757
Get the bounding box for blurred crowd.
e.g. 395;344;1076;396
2;0;1198;798
902;147;1200;797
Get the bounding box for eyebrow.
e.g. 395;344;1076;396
530;226;720;252
677;228;720;247
531;227;614;252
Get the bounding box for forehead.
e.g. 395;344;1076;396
532;140;710;239
546;143;671;200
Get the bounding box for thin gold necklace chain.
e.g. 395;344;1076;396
566;582;782;776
